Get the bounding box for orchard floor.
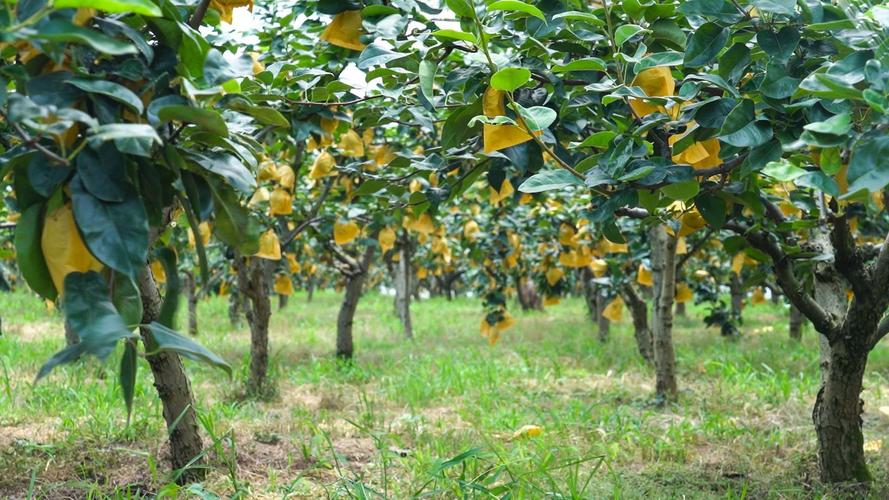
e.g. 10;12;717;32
2;291;889;499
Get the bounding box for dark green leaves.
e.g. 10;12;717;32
157;105;228;136
189;152;255;195
684;23;729;68
70;176;148;279
751;0;796;16
845;135;889;195
719;100;773;147
32;20;137;55
758;27;800;64
358;43;409;69
37;272;136;380
518;169;584;193
208;178;261;255
67;79;144;114
147;322;232;376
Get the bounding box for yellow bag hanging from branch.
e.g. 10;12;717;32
669;122;721;169
628;66;675;118
320;10;366;51
378;226;396;252
274;274;293;296
482;87;538;154
309;151;336;179
489;178;514;204
276;165;295;190
210;0;253;25
42;203;103;294
731;252;745;275
338;129;365;157
637;263;653;287
255;230;281;260
286;253;300;274
269;187;293;216
333;220;360;245
545;267;564;286
751;287;766;305
463;220;480;240
602;296;625;322
675;282;693;303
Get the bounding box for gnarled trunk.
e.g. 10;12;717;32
649;225;678;401
813;341;870;484
517;276;542;311
337;246;375;359
582;268;608;342
622;283;653;363
729;274;744;321
228;290;242;328
138;267;204;484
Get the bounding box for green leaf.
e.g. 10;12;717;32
67;79;144;114
71;176;148;279
661;180;700;202
803;113;851;136
37;272;136;380
552;11;604;26
432;29;478;44
189;152;255;195
751;0;796;15
441;100;482;150
154;247;180;329
694;193;726;228
446;0;475;18
15;203;57;300
488;0;545;21
518;169;584;193
208;178;261;255
147;322;232;376
799;72;863;100
419;59;437;104
226;99;289;128
491;67;531;92
553;58;606;73
158;105;228;136
757;26;800;64
574;131;616;149
510;103;556;132
819;147;842;175
32;20;137;55
637;52;684;71
844;135;889;195
762;159;807;181
112;272;143;329
88;124;161;148
119;339;138;423
684;22;728;68
615;24;647;47
55;0;162;16
719;100;772;148
357;43;409;69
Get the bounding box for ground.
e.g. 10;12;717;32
1;290;889;498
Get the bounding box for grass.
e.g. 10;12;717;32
1;289;889;498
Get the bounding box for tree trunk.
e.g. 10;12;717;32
789;304;803;341
306;277;315;303
596;292;610;343
64;320;79;346
813;342;871;484
137;267;204;484
622;283;654;363
675;301;686;317
228;290;242;328
183;271;198;336
236;256;272;397
394;237;413;339
337;246;375;359
278;294;288;311
730;274;744;320
649;225;678;401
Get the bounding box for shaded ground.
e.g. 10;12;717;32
1;290;888;498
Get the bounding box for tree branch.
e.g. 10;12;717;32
188;0;212;29
725;221;839;337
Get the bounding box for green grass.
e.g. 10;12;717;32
1;290;889;498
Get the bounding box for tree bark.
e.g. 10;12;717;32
228;290;242;328
64;320;79;346
622;283;654;363
236;256;272;397
278;294;288;311
675;301;686;317
337;246;375;359
306;277;315;303
813;342;871;484
649;225;678;401
596;292;610;342
730;274;744;321
183;271;198;336
137;267;204;484
789;304;803;341
394;236;413;339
